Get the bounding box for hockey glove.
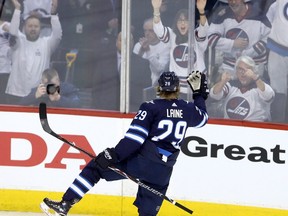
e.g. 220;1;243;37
187;71;209;100
94;148;118;169
187;70;201;92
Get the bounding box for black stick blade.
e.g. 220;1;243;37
39;102;47;120
39;103;52;133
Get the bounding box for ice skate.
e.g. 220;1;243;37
40;197;73;216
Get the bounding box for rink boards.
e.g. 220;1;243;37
0;107;288;215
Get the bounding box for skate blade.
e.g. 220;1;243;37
40;202;62;216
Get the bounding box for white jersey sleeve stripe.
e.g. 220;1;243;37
125;133;145;144
129;125;149;136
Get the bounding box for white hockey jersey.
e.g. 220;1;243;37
210;80;275;121
208;3;271;69
153;20;208;94
267;0;288;56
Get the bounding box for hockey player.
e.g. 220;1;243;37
152;0;209;95
40;70;209;216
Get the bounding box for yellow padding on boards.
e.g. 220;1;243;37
0;189;287;216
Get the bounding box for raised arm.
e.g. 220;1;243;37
11;0;21;10
48;0;62;53
51;0;58;15
151;0;162;24
9;0;21;40
197;0;207;26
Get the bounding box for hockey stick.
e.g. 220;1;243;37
39;102;193;214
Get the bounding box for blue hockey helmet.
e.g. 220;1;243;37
158;71;179;92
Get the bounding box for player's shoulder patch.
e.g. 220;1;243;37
141;100;156;110
144;100;155;104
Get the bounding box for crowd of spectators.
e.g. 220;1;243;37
151;0;208;96
1;0;288;124
5;0;62;105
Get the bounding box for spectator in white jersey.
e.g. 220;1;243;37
133;17;170;86
210;55;275;122
263;0;276;23
152;0;209;96
0;20;11;104
5;0;62;105
266;0;288;123
208;0;271;82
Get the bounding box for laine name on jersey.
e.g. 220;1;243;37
166;109;183;118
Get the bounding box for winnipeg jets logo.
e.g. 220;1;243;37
173;45;196;68
226;28;249;42
226;96;250;120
